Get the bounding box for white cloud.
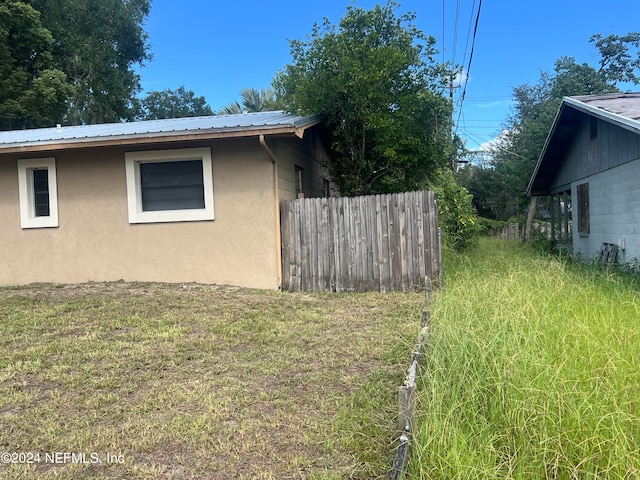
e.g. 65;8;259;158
465;130;512;166
475;99;512;109
451;68;468;88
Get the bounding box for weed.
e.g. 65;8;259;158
409;238;640;479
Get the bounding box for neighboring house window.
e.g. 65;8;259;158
17;157;59;229
125;147;214;224
590;116;598;139
577;182;590;235
322;177;331;198
295;166;304;198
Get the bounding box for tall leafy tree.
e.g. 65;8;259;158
591;32;640;84
274;1;452;196
137;86;213;120
0;1;71;130
28;0;151;124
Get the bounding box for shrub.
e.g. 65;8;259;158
430;169;479;251
476;216;507;236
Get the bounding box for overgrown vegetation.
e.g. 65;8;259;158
275;1;453;196
409;237;640;479
0;283;424;479
430;169;479;251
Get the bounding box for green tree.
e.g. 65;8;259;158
274;1;452;196
219;87;280;114
591;32;640;84
137;86;213;120
28;0;151;124
472;33;639;221
0;1;71;130
457;163;510;219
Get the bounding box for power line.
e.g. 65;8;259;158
451;0;461;65
454;0;483;138
461;0;477;72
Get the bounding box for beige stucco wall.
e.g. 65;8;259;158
0;138;280;289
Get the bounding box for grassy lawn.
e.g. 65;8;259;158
0;282;424;479
410;237;640;479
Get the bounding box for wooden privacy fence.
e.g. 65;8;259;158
498;222;521;240
496;221;552;241
280;190;440;292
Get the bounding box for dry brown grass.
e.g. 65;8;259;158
0;282;423;479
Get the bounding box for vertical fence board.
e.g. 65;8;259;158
329;197;340;292
378;194;391;293
425;191;436;282
280;191;439;292
319;198;330;291
416;191;425;287
368;194;380;292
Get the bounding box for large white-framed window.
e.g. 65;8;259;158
125;147;214;224
17;157;59;229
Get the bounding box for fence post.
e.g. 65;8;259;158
391;307;431;479
398;385;416;434
421;309;430;328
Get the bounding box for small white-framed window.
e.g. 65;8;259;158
125;147;214;224
17;157;59;229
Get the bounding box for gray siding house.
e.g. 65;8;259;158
527;93;640;263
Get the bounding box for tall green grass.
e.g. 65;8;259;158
410;238;640;479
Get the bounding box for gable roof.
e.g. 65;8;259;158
0;111;324;154
527;92;640;196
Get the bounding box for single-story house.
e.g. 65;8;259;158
0;111;333;289
527;92;640;263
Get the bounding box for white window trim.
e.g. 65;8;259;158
17;157;59;229
125;147;214;224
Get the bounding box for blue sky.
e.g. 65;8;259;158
139;0;640;152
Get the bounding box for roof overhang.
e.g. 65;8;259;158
527;94;640;197
0;112;324;155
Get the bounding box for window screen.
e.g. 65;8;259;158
140;160;205;211
295;166;304;197
33;169;50;217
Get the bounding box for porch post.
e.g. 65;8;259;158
563;190;569;242
556;194;562;242
550;194;556;244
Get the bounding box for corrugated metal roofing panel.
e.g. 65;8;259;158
0;111;322;148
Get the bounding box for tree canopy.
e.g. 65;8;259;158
274;1;453;196
0;1;72;130
137;86;213;120
1;0;151;129
31;0;152;124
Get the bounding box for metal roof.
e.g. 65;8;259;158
0;111;324;153
527;93;640;196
